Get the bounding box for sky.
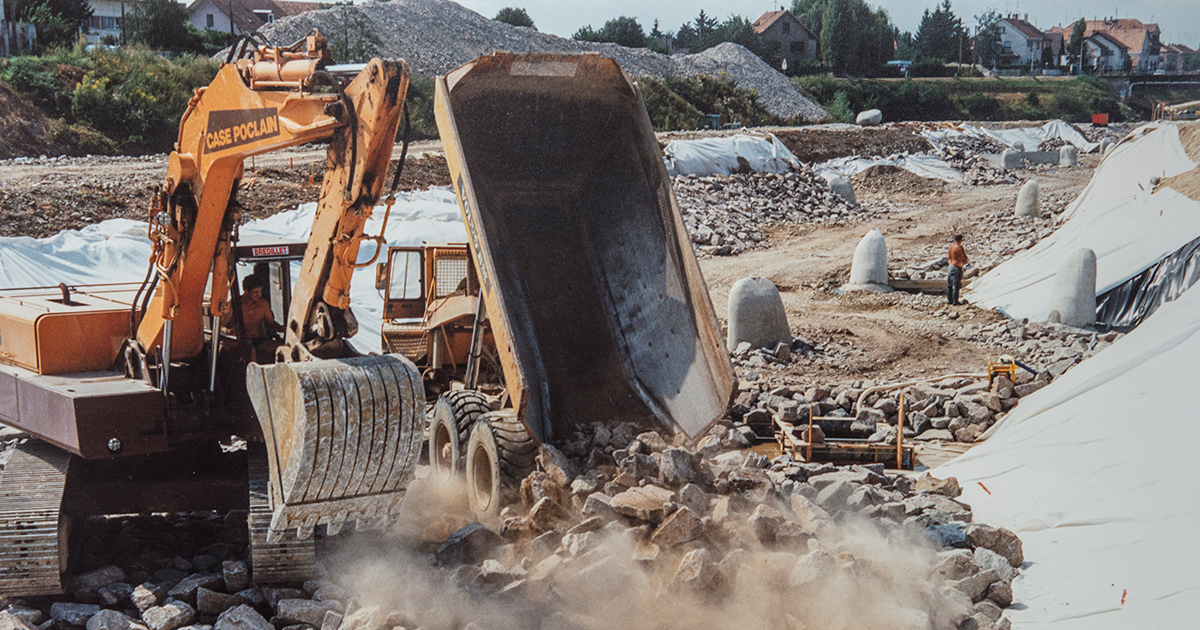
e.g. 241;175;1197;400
451;0;1200;48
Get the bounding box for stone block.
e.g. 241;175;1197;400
726;277;790;351
842;230;893;292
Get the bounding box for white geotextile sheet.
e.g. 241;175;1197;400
937;281;1200;629
814;153;962;183
922;119;1100;153
0;188;467;353
965;123;1200;321
663;133;800;176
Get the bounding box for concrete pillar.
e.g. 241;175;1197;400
1001;149;1021;170
1015;180;1040;217
820;173;857;205
842;230;893;292
1059;145;1078;167
1047;248;1097;328
1099;138;1114;155
727;278;791;351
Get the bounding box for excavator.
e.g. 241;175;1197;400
0;32;423;593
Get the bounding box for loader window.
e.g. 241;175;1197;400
388;250;423;301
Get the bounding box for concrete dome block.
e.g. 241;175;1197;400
820;173;857;204
1001;149;1021;170
842;229;893;292
1015;179;1040;217
1047;248;1097;328
727;278;791;351
1012;142;1027;152
1059;145;1078;167
1099;138;1114;154
856;109;882;126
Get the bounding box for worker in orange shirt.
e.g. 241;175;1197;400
948;234;969;306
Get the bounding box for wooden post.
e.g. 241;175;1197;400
897;393;905;470
806;403;814;464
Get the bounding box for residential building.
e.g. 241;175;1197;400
1083;19;1161;73
85;0;133;44
186;0;319;36
1159;44;1195;75
751;8;817;72
1084;32;1130;73
997;14;1059;66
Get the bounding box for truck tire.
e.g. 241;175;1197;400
465;411;536;520
429;390;492;480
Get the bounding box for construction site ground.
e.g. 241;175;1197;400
0;126;1096;387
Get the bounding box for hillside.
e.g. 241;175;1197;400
249;0;825;121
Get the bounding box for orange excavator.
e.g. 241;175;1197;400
0;32;423;592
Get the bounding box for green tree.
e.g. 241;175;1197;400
573;16;645;48
694;10;717;39
912;0;967;62
493;7;534;29
793;0;895;75
129;0;191;50
973;10;1002;69
17;0;90;49
1067;19;1086;69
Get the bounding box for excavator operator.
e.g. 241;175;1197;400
239;274;284;362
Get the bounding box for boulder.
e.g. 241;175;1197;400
650;507;705;547
726;277;791;351
196;588;244;616
1014;179;1040;217
966;524;1024;567
856;109;883;126
1047;248;1097;327
141;603;195;630
0;614;38;630
213;606;272;630
1059;145;1078;166
820;172;857;204
842;230;893;292
86;611;146;630
50;604;102;626
221;561;249;593
671;549;719;591
435;522;505;566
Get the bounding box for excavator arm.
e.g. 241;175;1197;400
138;33;424;539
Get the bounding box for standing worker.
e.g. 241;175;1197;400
947;234;969;306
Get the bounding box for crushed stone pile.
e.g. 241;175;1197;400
247;0;825;121
927;138;1019;187
675;169;874;256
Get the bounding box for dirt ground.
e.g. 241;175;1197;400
0;125;1098;388
699;158;1097;385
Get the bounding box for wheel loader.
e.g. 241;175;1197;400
0;32;424;594
378;52;737;519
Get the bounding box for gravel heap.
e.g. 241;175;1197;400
926;138;1019;187
247;0;825;121
674;169;873;256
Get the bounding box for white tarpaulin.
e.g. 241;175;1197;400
814;153;963;183
937;280;1200;629
0;188;467;353
663;134;800;176
922;120;1101;153
966;123;1200;321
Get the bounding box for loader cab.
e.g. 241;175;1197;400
378;244;493;394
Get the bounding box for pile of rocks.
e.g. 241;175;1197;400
675;170;872;256
247;0;825;121
927;139;1019;187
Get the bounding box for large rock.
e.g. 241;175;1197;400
1059;145;1078;166
141;603;194;630
196;588;245;616
650;506;705;547
221;561;249;593
435;522;505;566
70;566;126;594
726;277;791;351
86;611;146;630
966;524;1024;567
671;549;719;591
1014;179;1040;217
820;172;857;204
0;613;39;630
213;606;272;630
275;600;339;627
1046;248;1097;328
842;230;893;292
166;574;223;605
856;109;883;126
50;604;101;626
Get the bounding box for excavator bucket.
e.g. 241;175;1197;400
246;354;424;539
435;53;736;445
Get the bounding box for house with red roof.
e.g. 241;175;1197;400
997;14;1060;67
1083;18;1161;73
752;8;817;72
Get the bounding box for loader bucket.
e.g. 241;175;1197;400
246;354;424;538
436;53;736;444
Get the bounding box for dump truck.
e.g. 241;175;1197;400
0;32;423;593
375;52;736;518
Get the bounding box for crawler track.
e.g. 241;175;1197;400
0;440;71;596
248;449;316;584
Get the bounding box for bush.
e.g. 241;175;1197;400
825;90;853;122
637;74;782;131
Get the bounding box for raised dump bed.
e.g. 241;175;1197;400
434;52;735;446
